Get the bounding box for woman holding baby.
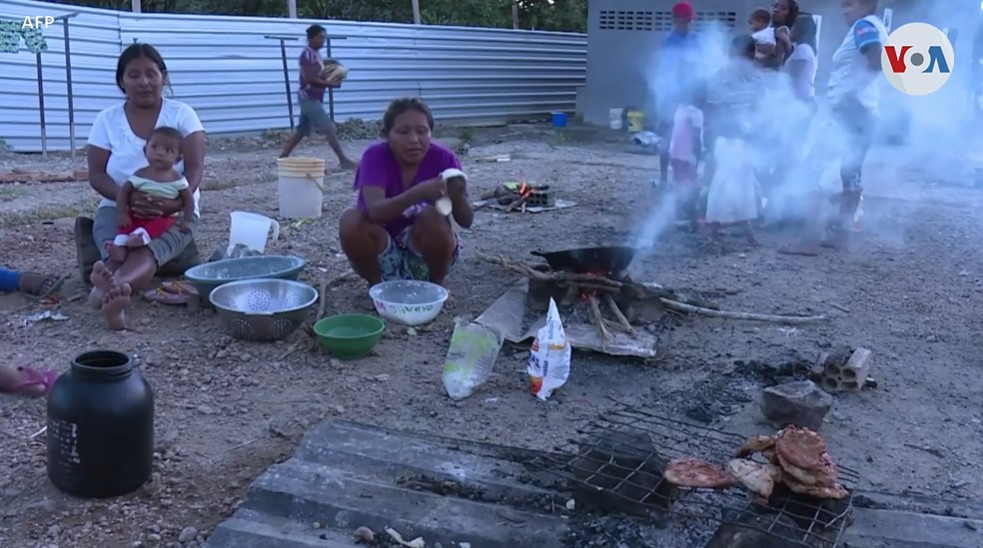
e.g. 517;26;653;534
83;43;206;330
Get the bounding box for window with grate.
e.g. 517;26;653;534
649;10;738;31
597;10;655;31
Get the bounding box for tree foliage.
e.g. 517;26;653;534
46;0;587;32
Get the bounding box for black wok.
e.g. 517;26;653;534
530;246;637;274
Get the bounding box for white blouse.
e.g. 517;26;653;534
786;43;817;100
87;99;205;217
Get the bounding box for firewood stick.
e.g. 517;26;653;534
602;294;634;334
315;277;329;322
506;197;526;211
659;299;827;324
562;282;620;293
586;295;610;342
474;251;622;288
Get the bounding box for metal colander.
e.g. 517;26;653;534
208;278;318;342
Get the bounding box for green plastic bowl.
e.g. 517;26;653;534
313;314;386;360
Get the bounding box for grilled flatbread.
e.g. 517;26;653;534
727;459;782;499
783;473;849;499
775;426;828;470
664;457;740;489
735;435;777;457
776;450;838;487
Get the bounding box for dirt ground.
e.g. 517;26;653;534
1;124;982;547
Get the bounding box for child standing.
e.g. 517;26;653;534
749;8;777;65
704;36;764;246
668;99;704;230
106;126;195;263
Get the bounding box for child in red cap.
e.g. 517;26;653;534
671;1;695;23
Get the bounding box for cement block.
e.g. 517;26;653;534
761;380;833;430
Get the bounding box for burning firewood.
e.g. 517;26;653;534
602;294;635;334
478;182;553;212
585;294;611;344
477;251;830;326
474;251;624;290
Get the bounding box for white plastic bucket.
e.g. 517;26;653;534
609;108;624;130
228;211;280;255
276;157;325;218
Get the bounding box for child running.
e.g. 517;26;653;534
704;35;764;246
106;126;195;263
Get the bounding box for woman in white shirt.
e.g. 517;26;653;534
785;14;818;107
84;43;206;330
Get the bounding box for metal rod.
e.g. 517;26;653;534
62;18;76;158
36;51;47;157
279;39;294;131
287;0;297;18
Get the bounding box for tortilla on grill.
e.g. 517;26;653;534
775;426;828;470
735;434;777;457
776;449;838;487
727;459;783;499
663;457;740;489
783;473;849;499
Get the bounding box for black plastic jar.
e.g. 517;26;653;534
46;350;154;498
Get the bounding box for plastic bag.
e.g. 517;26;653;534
527;299;572;401
442;319;502;400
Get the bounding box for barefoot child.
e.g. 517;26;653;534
106;126;194;263
704;36;764;245
668;95;704;230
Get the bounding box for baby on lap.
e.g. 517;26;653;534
107;126;194;263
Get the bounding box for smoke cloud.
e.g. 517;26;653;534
631;7;978;254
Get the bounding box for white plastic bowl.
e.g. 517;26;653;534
369;280;449;326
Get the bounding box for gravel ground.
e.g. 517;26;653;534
1;123;982;547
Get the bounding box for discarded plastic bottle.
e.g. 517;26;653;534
442;319;503;400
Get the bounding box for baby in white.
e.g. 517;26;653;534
749;8;775;62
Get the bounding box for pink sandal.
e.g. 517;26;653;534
0;365;59;397
143;280;199;305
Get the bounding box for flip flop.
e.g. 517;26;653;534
19;272;67;298
0;365;59;397
142;280;198;305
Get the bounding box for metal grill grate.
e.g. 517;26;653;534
530;403;859;547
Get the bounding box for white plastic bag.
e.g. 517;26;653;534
527;299;572;401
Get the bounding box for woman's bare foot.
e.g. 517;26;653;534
102;283;132;330
340;159;357;171
88;261;115;309
106;243;128;263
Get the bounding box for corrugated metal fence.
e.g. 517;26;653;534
0;0;587;152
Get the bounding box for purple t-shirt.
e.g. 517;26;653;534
354;141;462;239
298;46;324;102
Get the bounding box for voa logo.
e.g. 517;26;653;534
881;22;954;96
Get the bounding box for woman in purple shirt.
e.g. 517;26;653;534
339;98;474;284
